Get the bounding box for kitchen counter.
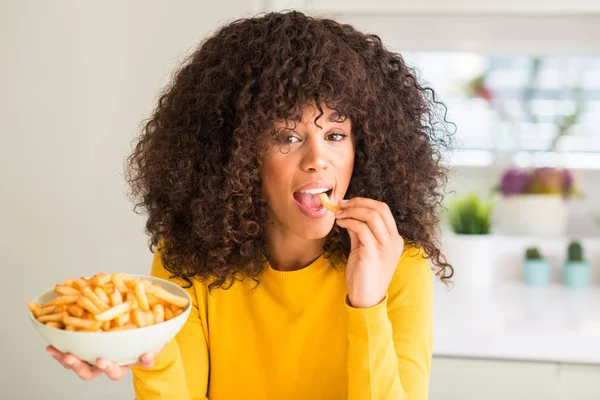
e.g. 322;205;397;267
432;280;600;364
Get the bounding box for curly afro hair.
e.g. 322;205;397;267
125;10;454;290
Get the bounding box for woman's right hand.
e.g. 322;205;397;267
46;345;162;381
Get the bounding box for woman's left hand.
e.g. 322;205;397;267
334;198;404;308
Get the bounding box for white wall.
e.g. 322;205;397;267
2;1;261;399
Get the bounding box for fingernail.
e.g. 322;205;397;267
64;359;74;366
97;360;108;369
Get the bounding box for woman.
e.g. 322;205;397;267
47;10;453;400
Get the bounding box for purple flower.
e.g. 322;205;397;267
500;169;530;196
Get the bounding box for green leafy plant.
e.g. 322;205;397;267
525;247;542;260
447;193;493;235
567;241;584;262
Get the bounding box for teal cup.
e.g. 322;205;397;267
563;261;590;288
523;259;550;286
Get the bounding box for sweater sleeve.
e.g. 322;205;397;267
131;248;210;400
345;246;434;400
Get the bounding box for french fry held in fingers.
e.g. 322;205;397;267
318;192;341;213
28;273;189;332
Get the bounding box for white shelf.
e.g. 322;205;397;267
447;149;600;170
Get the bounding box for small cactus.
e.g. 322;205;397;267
525;247;542;260
567;241;584;262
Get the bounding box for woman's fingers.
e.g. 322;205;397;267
72;361;103;381
339;197;399;236
139;351;157;369
335;207;389;246
335;218;377;249
46;345;161;381
47;346;74;369
96;358;129;380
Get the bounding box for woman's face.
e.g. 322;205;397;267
260;103;355;240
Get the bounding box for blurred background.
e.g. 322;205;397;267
3;1;600;399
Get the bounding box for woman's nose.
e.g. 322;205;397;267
300;139;328;172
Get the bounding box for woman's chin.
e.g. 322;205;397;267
295;219;335;240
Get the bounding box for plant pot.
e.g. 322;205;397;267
523;259;550;286
563;261;590;288
496;194;568;237
443;233;496;287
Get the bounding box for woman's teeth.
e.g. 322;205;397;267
300;188;330;194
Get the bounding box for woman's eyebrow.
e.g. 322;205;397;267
327;111;347;123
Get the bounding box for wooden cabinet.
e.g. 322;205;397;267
430;357;600;400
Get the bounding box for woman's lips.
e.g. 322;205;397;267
292;190;334;218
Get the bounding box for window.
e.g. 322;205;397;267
403;52;600;169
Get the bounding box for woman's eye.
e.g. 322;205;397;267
283;135;300;144
327;132;347;141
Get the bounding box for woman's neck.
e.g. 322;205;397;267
265;229;325;272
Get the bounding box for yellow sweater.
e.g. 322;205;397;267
131;246;434;400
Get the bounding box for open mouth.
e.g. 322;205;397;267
293;189;333;210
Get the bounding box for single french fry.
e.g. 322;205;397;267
47;295;80;306
27;302;40;312
73;278;88;291
144;311;155;326
132;309;146;328
146;293;160;307
82;286;109;312
77;297;101;315
54;285;79;296
38;311;68;323
109;288;123;306
63;278;75;287
109;324;137;331
103;283;115;295
143;282;189;308
54;305;66;313
126;292;139;310
111;273;128;293
82;311;94;320
173;308;183;317
45;321;64;329
102;320;111;331
95;302;131;322
165;308;174;321
32;305;56;318
134;281;150;312
318;192;341;212
94;287;110;304
63;315;102;331
153;304;165;323
114;310;130;327
66;304;85;318
93;273;112;286
65;325;77;331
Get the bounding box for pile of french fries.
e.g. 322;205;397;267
27;273;189;332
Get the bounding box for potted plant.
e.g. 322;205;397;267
444;193;495;286
563;241;590;288
523;247;550;286
495;167;578;237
